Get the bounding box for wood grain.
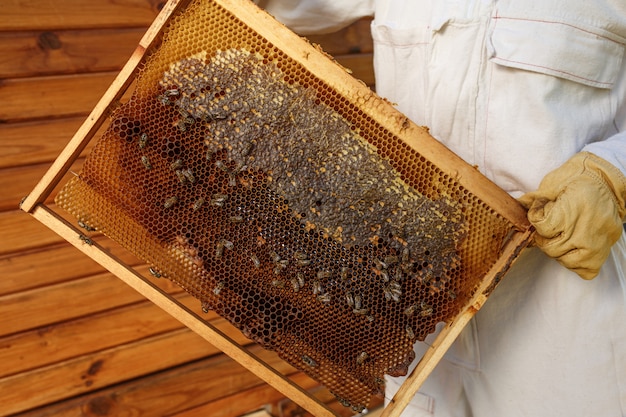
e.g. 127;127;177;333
0;0;163;31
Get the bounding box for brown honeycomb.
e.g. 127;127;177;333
55;0;516;411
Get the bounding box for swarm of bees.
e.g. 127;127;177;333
61;47;471;412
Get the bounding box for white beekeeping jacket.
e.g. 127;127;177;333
256;1;626;416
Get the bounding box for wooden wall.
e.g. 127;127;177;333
0;1;376;416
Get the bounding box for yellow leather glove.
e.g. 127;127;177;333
518;152;626;279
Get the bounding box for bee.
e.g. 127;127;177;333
79;234;93;245
215;160;230;173
175;170;187;184
301;355;318;368
170;159;183;170
215;241;225;259
229;215;243;223
271;279;285;288
353;294;362;310
340;267;349;282
311;280;322;295
383;280;402;302
345;291;354;308
316;270;331;280
374;258;387;270
148;267;162;278
269;251;281;263
78;220;96;232
213;281;225;295
206;149;214;161
317;293;331;304
290;277;301;292
296;273;305;287
210;194;228;207
220;239;234;250
353;308;369;316
404;303;418;316
384;255;399;266
420;302;434;317
250;253;261;268
182;168;195;184
192;197;205;211
228;173;237;187
448;289;457;300
201;301;211;313
164;88;180;97
164;196;178;209
356;351;369;365
141;155;152;170
138;133;148;149
405;324;416;339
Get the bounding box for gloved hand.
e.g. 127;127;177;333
518;152;626;279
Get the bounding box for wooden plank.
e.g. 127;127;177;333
0;159;85;212
0;0;161;32
0;210;65;256
0;72;116;122
14;343;294;417
0;239;141;296
171;372;320;417
0;117;88;169
0;28;145;79
0;327;221;416
0;294;203;379
0;265;180;338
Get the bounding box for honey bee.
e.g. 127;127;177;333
420;302;434;317
271;279;285;288
148;267;162;278
170;159;183;170
210;194;228;207
345;291;354;307
164;196;178;209
215;160;230;173
301;355;318;368
311;280;322;295
353;294;362;310
269;251;281;263
182;168;195;183
141;155;152;170
229;215;243;223
317;293;331;303
220;239;234;250
201;301;211;313
138;133;148;149
356;351;369;365
250;253;261;268
215;241;224;259
405;324;416;339
79;234;93;245
340;267;349;282
290;277;300;292
175;170;187;184
353;308;369;316
192;197;205;211
77;220;96;232
316;270;331;280
296;273;305;287
164;88;180;97
383;280;402;302
213;281;225;295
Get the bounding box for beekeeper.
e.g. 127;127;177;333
255;1;626;415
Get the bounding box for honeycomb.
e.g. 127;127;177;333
55;0;518;411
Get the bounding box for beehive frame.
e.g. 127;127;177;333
20;0;534;415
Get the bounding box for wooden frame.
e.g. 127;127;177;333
20;1;534;416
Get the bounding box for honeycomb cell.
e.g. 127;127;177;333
54;0;517;411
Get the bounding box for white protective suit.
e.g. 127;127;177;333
256;1;626;416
